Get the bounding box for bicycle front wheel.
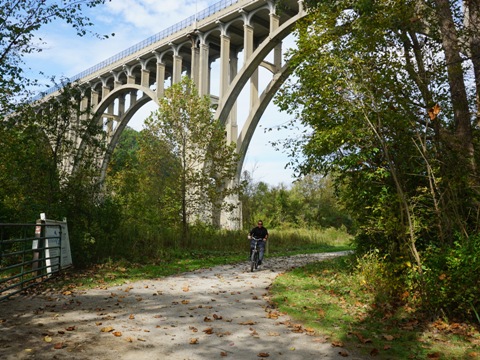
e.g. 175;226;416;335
250;251;257;272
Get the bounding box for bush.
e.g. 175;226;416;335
419;235;480;320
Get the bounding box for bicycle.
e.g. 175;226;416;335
250;237;263;272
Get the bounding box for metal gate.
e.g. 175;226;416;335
0;222;62;301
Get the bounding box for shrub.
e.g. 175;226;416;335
419;235;480;320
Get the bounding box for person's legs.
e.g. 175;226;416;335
250;239;255;260
258;241;266;264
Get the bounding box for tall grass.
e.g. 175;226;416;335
89;225;353;265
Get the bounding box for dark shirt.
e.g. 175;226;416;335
250;226;268;240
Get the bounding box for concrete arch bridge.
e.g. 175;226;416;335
37;0;307;228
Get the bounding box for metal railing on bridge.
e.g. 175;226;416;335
0;222;63;301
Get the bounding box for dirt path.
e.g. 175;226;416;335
0;252;364;360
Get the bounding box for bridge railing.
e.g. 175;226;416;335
0;223;62;301
33;0;240;101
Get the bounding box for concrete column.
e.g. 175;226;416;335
127;75;136;85
130;90;137;106
141;69;150;88
173;55;183;84
244;24;258;108
114;80;122;89
219;34;230;98
191;41;200;88
118;94;125;117
226;52;238;144
102;86;110;99
270;13;282;70
156;62;166;98
91;89;99;108
199;43;209;96
75;96;89;147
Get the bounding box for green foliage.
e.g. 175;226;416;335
418;236;480;319
144;77;241;234
240;172;353;232
274;0;480;320
0;0;109;115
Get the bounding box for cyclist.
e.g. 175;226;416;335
248;220;268;265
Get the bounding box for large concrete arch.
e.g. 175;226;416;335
96;85;158;182
214;11;306;126
236;62;295;179
36;0;307;229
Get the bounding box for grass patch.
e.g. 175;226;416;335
269;256;480;359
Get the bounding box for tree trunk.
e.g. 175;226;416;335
434;0;475;165
466;0;480;125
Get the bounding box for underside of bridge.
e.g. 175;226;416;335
39;0;305;229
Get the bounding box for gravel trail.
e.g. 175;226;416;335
0;252;365;360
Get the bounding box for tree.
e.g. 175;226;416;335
277;0;480;316
145;77;241;236
0;0;109;116
279;0;479;248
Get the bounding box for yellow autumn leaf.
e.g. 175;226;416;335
44;336;53;343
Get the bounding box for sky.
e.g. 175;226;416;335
23;0;303;187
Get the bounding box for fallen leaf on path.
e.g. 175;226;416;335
332;341;344;347
66;326;76;331
101;326;114;333
53;342;64;349
338;350;349;357
383;334;394;341
266;311;280;319
129;314;135;320
113;331;122;337
203;327;214;334
213;314;222;320
267;332;280;336
220;351;228;357
257;352;269;357
353;332;372;344
239;321;256;325
125;337;134;343
189;326;198;332
183;285;190;292
44;336;53;343
190;338;199;344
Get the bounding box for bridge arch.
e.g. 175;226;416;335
37;0;306;228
